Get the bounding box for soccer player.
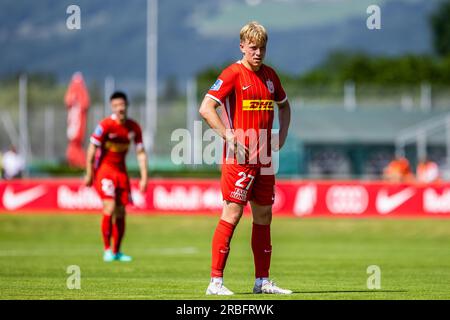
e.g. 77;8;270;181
199;22;292;295
416;156;440;183
84;91;148;262
383;156;414;183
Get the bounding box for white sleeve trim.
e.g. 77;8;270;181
90;137;102;146
276;95;288;104
206;94;223;106
135;142;144;151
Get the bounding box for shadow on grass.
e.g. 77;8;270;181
295;290;407;294
237;290;407;295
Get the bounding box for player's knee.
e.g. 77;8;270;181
114;206;126;218
229;215;242;225
251;204;272;224
103;201;116;215
221;211;241;225
253;214;272;225
222;201;243;225
103;210;114;217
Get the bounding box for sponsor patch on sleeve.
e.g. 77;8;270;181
94;125;103;136
210;79;223;91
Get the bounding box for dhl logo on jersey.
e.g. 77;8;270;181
242;100;274;111
105;141;129;152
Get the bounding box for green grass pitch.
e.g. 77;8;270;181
1;213;450;300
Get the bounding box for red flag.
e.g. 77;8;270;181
64;72;90;168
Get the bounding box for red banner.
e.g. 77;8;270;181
1;179;449;217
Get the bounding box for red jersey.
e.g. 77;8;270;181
206;61;287;166
90;114;143;171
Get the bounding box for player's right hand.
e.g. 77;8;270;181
225;132;249;163
84;174;93;187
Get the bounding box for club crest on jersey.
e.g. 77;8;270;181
94;125;103;136
266;79;275;94
210;79;223;91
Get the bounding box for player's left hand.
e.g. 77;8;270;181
271;132;281;151
139;178;148;193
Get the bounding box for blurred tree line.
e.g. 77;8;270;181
0;72;183;111
430;0;450;57
0;73;103;110
198;52;450;95
198;0;450;94
2;0;450;108
288;52;450;86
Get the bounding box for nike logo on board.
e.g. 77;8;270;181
376;187;415;214
2;186;47;210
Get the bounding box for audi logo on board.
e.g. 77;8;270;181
326;185;369;214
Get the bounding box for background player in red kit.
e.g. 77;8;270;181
84;91;148;262
199;22;292;295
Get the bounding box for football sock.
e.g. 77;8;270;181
112;216;125;254
101;214;113;250
211;277;224;285
255;277;269;287
252;223;272;279
211;219;236;277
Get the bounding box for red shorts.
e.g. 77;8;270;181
94;165;131;206
221;163;275;206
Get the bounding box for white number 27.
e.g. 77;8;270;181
235;172;255;190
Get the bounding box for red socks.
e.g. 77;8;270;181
101;214;112;250
211;220;272;278
211;219;236;277
112;217;125;254
101;213;125;254
252;223;272;279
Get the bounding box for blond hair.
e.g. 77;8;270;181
240;21;268;46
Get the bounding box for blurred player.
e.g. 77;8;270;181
1;145;25;179
84;91;148;262
383;156;414;182
416;156;440;183
199;21;292;295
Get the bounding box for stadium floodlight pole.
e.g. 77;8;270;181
395;137;405;158
416;130;427;162
1;112;19;147
104;76;115;116
44;107;55;161
146;0;158;156
187;77;198;164
187;78;196;133
344;80;356;111
420;82;432;112
19;74;29;176
446;115;450;171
